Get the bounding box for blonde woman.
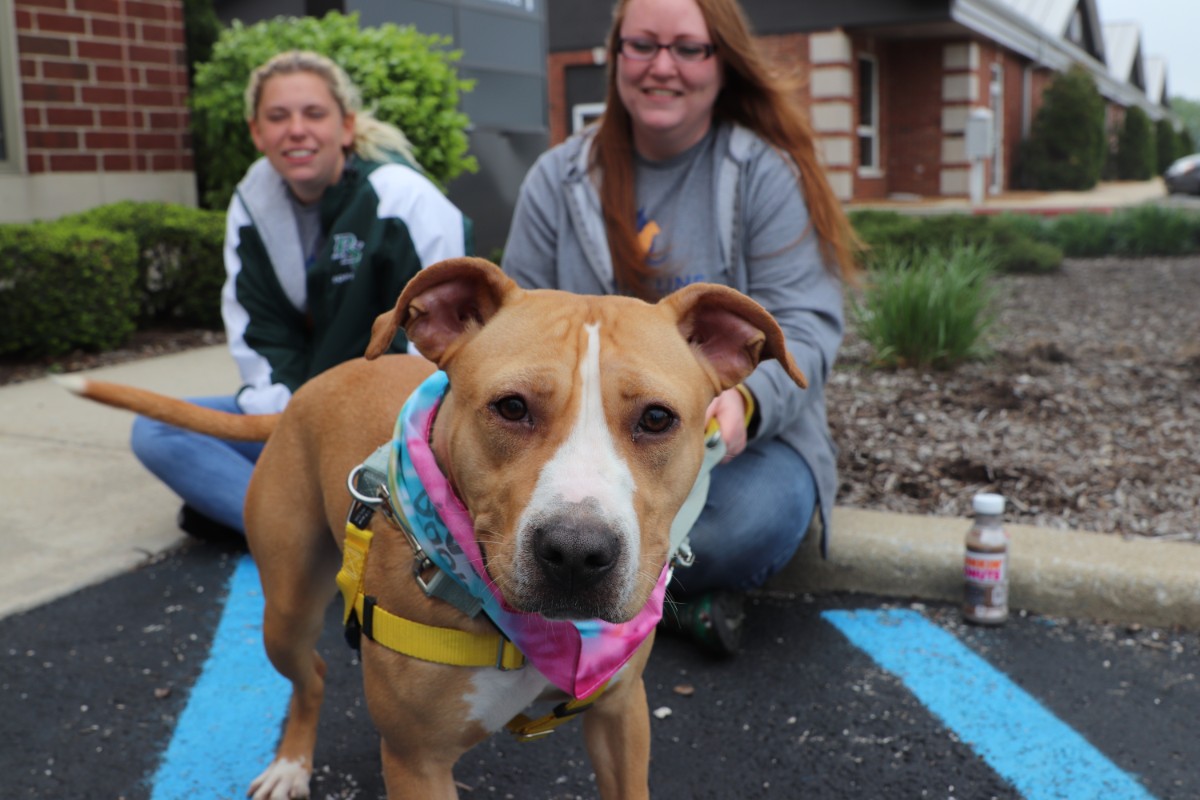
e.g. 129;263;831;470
132;50;471;542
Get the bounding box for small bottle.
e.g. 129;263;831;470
963;493;1009;625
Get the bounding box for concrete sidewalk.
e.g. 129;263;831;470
2;345;1198;629
846;177;1168;215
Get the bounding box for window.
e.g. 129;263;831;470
571;102;605;133
989;63;1004;194
857;54;880;173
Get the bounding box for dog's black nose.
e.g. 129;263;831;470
532;519;620;591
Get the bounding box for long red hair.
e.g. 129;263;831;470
592;0;861;299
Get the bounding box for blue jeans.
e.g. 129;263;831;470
129;395;265;533
670;437;816;597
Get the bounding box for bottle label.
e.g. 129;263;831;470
964;551;1007;585
964;548;1008;622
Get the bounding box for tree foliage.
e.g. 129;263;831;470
1115;106;1155;180
1171;96;1200;150
1015;65;1106;190
1155;117;1179;173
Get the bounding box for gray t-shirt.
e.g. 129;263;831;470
289;193;324;271
634;130;718;296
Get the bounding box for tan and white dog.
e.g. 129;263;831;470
63;257;806;800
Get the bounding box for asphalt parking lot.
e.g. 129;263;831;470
3;540;1197;800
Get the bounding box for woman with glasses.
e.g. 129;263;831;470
502;0;859;656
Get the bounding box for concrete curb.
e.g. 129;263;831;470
768;507;1200;630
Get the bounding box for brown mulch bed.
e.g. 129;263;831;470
4;255;1197;541
829;255;1200;541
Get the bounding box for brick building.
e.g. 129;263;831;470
549;0;1174;203
0;0;1175;229
0;0;194;223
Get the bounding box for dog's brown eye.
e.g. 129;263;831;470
638;406;675;434
494;396;528;422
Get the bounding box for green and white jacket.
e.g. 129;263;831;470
221;155;471;415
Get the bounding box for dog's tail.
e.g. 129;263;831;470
55;375;278;442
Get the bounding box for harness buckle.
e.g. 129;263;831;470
412;553;437;589
495;635;517;671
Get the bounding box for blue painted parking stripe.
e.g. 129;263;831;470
149;554;289;800
823;609;1155;800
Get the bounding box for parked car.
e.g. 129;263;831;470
1164;153;1200;195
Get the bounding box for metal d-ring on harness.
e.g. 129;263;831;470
335;446;521;670
345;447;483;618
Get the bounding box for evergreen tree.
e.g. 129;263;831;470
1116;106;1155;180
1016;66;1106;190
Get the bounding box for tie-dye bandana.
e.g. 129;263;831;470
386;370;669;699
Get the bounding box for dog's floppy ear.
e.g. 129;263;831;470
366;257;519;366
661;283;807;391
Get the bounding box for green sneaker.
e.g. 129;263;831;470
660;590;745;657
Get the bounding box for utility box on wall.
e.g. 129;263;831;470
964;107;994;162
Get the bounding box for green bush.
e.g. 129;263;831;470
845;210;920;253
1042;212;1114;257
0;223;139;358
992;211;1047;242
848;210;1062;274
1115;106;1155;180
1181;128;1196;157
64;201;227;329
1156;118;1179;174
851;243;998;370
1109;205;1200;256
1015;66;1106;190
191;11;477;209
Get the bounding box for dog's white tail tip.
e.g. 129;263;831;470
52;374;89;395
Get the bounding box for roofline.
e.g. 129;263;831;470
952;0;1168;121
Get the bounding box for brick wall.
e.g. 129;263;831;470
14;0;191;175
882;40;943;197
1028;68;1054;125
998;51;1024;190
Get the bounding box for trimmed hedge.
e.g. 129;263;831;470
850;206;1200;265
64;201;227;328
849;210;1063;274
1033;207;1200;257
0;223;139;358
0;201;227;359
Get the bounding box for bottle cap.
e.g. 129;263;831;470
973;493;1005;516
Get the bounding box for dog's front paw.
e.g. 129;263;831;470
248;757;311;800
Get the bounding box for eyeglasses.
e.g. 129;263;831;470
618;37;716;63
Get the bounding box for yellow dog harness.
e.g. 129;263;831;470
334;447;608;741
